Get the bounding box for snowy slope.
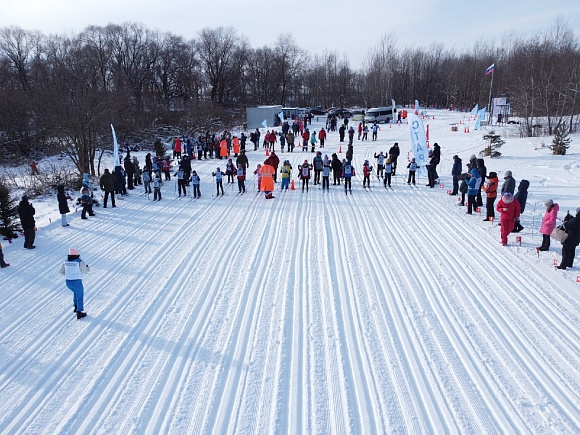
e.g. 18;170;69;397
0;110;579;433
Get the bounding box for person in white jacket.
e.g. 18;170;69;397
59;248;90;319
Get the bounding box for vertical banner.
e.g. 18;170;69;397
426;124;430;148
409;113;428;176
111;124;120;167
415;99;420;114
391;99;396;109
262;119;268;129
470;104;479;115
475;107;487;130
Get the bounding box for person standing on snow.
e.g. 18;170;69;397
466;167;482;215
331;153;342;185
449;155;462;195
537;199;559;251
312;151;323;185
318;128;327;148
100;169;117;207
362;160;372;188
0;243;9;268
501;170;516;195
280;160;292;190
496;192;521;246
557;207;580;269
388;142;400;175
383;157;393;188
310;130;317;152
57;185;70;227
482;171;498;221
342;159;355;194
18;195;36;249
406;158;418;186
322;160;331;190
59;247;89;319
236;164;246;193
190;171;201;198
298;160;312;192
213;167;224;196
374;151;385;179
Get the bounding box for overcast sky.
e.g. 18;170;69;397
2;0;579;68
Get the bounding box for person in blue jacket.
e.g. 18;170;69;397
466;168;482;215
59;247;89;319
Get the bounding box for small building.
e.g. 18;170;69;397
246;105;283;129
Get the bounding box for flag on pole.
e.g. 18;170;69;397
262;119;268;129
278;111;284;123
426;124;430;148
475;107;487;130
111;124;120;167
408;113;428;176
485;64;495;76
470;104;479;115
391;99;396;110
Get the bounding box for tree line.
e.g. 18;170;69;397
0;19;578;174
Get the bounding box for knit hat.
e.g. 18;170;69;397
545;199;554;208
69;247;80;256
576;207;580;215
502;192;514;204
504;170;512;178
21;194;28;201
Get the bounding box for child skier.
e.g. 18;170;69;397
537;199;559;251
383;157;393;188
298;160;312;192
0;243;9;268
280;160;292;190
191;170;201;198
322;160;331;190
213;167;224;196
342;159;355;194
226;158;236;184
59;247;89;319
362;160;373;188
374;151;385;179
236;163;246;193
254;164;263;191
407;158;418;186
153;176;162;201
175;165;187;197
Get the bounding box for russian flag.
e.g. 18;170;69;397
485;63;495;76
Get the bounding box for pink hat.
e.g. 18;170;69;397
69;248;80;256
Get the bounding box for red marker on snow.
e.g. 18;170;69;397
576;276;580;283
440;184;444;188
554;259;558;267
516;236;522;246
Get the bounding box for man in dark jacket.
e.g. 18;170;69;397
18;195;36;249
124;153;135;190
450;155;462;195
476;158;487;207
57;185;70;227
331;153;342;185
236;150;249;174
558;207;580;269
100;169;117;208
388;143;400;175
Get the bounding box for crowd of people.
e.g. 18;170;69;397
3;121;579;316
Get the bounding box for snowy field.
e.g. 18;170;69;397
1;109;579;433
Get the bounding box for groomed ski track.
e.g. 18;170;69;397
1;151;579;433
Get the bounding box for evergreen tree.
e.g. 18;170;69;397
482;130;505;157
0;179;21;239
549;122;572;155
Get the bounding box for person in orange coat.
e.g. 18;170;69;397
260;162;275;199
496;192;521;246
482;171;499;221
232;136;240;156
219;139;228;159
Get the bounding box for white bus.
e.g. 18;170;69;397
364;106;396;124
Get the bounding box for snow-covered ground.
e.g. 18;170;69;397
1;109;579;433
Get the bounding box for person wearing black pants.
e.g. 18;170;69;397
17;195;36;249
558;208;580;269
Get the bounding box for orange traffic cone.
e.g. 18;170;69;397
290;179;295;190
389;123;392;128
265;147;270;156
339;146;342;153
467;127;470;133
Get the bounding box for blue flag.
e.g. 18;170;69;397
475;107;487;130
470;104;479;115
262;119;268;128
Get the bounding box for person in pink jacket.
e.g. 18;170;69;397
496;192;521;246
537;199;559;251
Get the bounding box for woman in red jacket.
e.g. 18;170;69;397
496;192;521;245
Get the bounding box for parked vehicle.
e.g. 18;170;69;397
364;106;396;124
